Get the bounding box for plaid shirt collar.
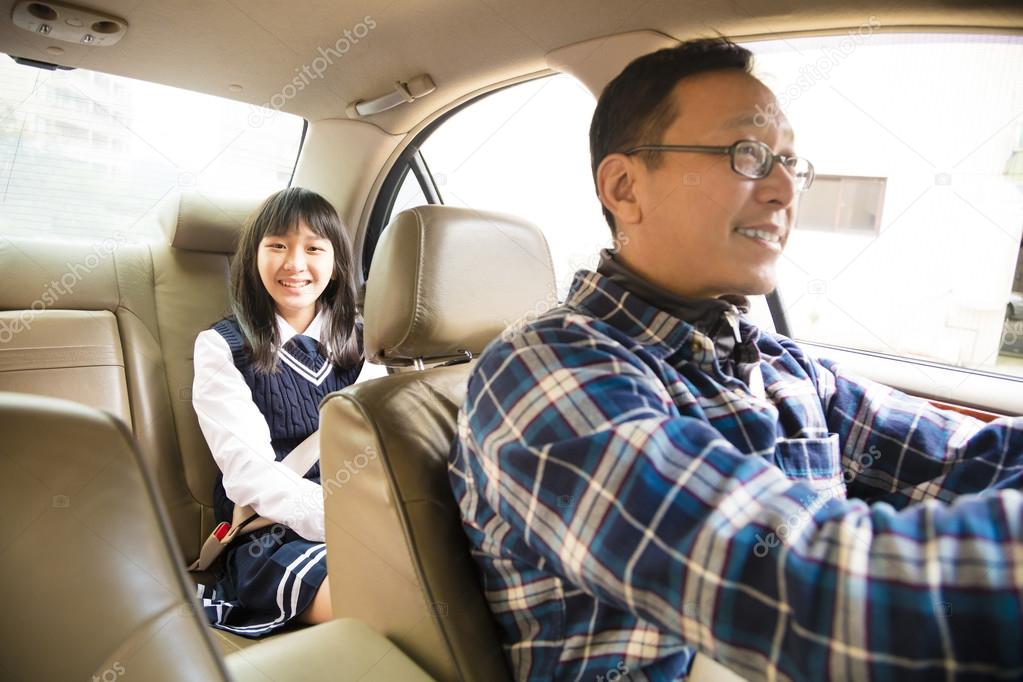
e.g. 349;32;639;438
563;269;763;369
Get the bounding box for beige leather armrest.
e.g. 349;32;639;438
225;618;435;682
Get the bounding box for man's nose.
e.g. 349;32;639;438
755;161;798;208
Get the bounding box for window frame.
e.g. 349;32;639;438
363;77;551;278
362;148;444;277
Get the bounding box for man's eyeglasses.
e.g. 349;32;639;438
624;139;815;192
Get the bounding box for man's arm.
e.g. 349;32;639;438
461;322;1023;680
795;340;1023;506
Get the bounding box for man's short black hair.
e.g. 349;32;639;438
589;37;755;233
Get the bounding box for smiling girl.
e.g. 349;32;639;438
191;187;362;637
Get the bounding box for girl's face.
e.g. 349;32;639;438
257;220;335;330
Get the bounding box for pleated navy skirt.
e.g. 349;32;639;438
196;524;327;638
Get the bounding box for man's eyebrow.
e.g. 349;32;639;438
721;112;795;142
722;113;761;128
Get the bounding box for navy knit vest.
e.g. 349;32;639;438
210;316;363;523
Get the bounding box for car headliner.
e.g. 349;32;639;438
0;0;1020;134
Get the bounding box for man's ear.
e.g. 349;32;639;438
597;153;642;228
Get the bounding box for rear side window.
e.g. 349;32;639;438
0;56;304;240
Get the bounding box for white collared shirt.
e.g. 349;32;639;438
191;310;331;541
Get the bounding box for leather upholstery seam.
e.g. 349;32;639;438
534;222;557;292
100;410;233;678
392;208;427;355
132;245;210;516
174;194;185;249
113;305;208;513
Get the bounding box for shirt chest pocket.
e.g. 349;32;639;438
770;433;846;500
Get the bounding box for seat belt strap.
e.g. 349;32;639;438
187;431;321;572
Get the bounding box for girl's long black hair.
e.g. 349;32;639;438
230;187;361;373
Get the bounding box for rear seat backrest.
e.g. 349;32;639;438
0;192;259;565
0;236;131;426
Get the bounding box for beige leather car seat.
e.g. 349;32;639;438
319;205;557;682
0;391;231;681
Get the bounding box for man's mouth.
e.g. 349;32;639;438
735;224;784;248
732;228;777;244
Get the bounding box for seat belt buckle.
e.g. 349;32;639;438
213;521;231;542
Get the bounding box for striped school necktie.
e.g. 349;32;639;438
288;334;320;358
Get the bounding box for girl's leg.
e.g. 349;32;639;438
298;576;333;624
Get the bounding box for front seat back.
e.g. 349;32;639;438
320;206;557;681
0;392;229;681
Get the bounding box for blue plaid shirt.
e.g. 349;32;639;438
448;269;1023;682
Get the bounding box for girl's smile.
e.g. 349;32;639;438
257;221;334;332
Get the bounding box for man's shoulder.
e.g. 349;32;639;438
466;305;646;396
483;304;634;361
751;325;816;363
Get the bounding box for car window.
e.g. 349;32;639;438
745;32;1023;379
417;74;608;298
0;55;304;241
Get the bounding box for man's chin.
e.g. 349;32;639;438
730;276;777;297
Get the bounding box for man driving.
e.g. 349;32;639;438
449;38;1023;681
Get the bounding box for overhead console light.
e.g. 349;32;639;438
347;74;436;117
11;1;128;47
